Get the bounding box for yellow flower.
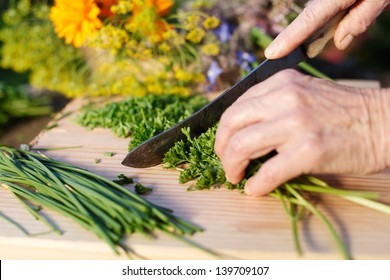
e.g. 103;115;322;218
202;16;220;30
185;27;205;44
192;73;206;84
147;82;164;94
171;86;190;96
201;43;220;56
174;68;192;82
110;0;133;15
184;15;201;30
191;0;212;9
158;42;171;53
157;57;171;66
50;0;103;48
162;29;177;40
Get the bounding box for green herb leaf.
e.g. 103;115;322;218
76;94;209;151
113;174;134;185
134;183;153;195
163;125;390;259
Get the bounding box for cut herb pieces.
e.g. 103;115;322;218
0;147;203;256
113;174;134;185
163;126;229;190
163;125;390;259
134;183;153;195
76;94;209;151
103;152;115;157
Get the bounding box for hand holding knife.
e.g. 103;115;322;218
122;11;346;168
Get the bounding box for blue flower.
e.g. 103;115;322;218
207;61;223;86
214;20;233;44
236;51;257;72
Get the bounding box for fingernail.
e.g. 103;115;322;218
225;174;232;183
264;43;278;58
339;34;354;50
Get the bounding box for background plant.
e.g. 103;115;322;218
0;0;307;98
0;0;88;97
0;81;52;132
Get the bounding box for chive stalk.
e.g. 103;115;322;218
0;147;204;257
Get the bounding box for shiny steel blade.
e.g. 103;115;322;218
122;46;307;167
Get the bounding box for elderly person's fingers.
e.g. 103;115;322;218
215;70;390;196
265;0;353;59
243;137;324;196
334;0;390;50
265;0;390;59
219;113;306;184
215;70;309;159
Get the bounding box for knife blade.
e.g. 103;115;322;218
122;47;307;168
122;11;346;168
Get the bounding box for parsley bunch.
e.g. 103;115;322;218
164;126;239;190
163;125;390;259
76;94;209;151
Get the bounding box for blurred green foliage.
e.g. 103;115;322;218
0;0;87;97
0;0;68;133
0;79;52;130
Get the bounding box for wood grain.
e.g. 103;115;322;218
1;87;390;260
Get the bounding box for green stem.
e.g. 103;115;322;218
285;184;351;260
341;196;390;215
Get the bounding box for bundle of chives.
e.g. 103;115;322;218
0;147;203;256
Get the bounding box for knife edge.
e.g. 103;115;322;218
122;46;307;168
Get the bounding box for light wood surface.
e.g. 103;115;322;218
1;83;390;260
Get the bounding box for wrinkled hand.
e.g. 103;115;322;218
265;0;390;59
214;70;390;196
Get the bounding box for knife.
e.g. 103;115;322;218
123;12;346;168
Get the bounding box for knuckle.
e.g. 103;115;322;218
354;14;373;34
276;74;312;107
332;0;353;10
229;133;249;155
219;107;237;127
276;69;300;80
299;5;318;27
259;163;279;187
285;88;306;108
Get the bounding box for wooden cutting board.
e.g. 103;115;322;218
1;82;390;260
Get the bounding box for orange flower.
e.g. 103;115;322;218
151;0;174;16
131;0;173;40
96;0;118;18
132;0;173;17
50;0;103;48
